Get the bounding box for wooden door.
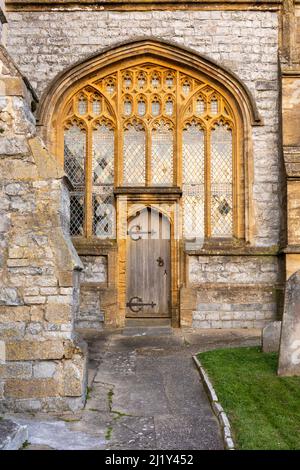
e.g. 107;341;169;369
126;208;171;318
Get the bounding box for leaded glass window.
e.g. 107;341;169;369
60;61;238;240
211;124;233;237
151;121;173;186
70;193;85;236
64;123;86;186
93;189;115;238
183;123;205;239
123;122;146;186
64;123;86;236
92;123;114;185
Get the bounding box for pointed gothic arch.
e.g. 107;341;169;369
37;38;259;243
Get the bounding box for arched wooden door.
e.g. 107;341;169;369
126;208;171;318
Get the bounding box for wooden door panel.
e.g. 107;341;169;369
126;208;171;318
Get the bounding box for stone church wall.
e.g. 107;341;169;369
188;255;281;328
4;7;284;329
0;46;87;412
6;9;281;248
77;256;107;329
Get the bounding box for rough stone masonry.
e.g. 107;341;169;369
0;44;87;412
1;0;300;413
4;8;285;329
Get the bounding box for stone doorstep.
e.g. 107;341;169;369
193;355;235;451
0;419;28;450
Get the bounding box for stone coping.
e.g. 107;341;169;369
193;355;235;450
5;0;283;8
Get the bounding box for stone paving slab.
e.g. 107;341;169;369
0;418;28;450
3;328;261;450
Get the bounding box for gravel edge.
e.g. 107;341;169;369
193;355;235;450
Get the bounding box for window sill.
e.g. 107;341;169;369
184;240;280;256
114;186;182;195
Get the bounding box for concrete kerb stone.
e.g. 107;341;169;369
193;355;235;450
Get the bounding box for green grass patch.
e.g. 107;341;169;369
86;386;92;400
197;347;300;450
20;440;31;450
105;425;113;440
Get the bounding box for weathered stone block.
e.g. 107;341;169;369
0;362;32;379
45;303;72;324
33;361;56;378
0;288;21;306
0;322;25;340
30;305;45;322
80;255;107;283
58;271;73;287
262;321;281;352
61;359;85;397
4;378;60;398
6;340;65;361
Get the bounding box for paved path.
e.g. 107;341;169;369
7;328;260;450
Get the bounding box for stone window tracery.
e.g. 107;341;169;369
60;62;237;240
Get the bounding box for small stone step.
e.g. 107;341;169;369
125;318;171;327
0;419;28;450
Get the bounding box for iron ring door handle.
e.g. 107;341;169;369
156;257;164;267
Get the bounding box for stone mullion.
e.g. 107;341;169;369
175;70;182;188
146;126;151;186
85;124;93;237
205;128;211;238
233;123;241;238
116;70;123;187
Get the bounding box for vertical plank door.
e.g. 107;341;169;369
126;208;171;318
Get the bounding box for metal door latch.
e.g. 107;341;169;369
127;225;156;241
126;296;157;313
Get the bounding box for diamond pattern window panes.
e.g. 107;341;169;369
183;124;205;238
93;190;115;238
183;189;205;240
123;123;146;186
151;122;173;185
92;124;114;185
78;96;87;115
137;99;146;116
196;98;205;115
210;99;218;115
70;193;84;236
211;124;233;237
92;99;101;115
183;123;204;184
64;124;86;186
